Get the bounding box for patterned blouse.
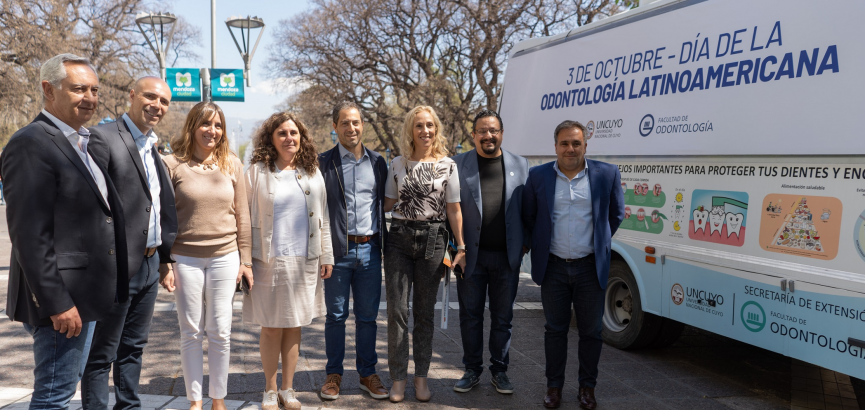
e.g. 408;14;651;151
385;156;460;221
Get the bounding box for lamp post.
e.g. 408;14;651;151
134;12;178;81
225;16;265;86
330;130;337;145
455;143;463;155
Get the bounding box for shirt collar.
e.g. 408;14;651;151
338;142;368;162
122;113;158;149
554;159;589;181
41;109;80;139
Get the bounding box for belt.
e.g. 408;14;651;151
144;247;157;257
347;233;378;243
391;219;445;259
548;253;593;263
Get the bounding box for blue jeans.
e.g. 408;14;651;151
324;237;382;377
457;249;519;374
82;253;160;410
24;320;95;410
541;254;604;388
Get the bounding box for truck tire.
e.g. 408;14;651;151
601;260;662;349
646;317;685;348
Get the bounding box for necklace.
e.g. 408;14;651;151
192;154;217;170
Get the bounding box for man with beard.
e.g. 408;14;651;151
452;110;529;394
82;76;178;409
2;53;128;410
318;101;390;401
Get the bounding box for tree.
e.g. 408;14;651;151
0;0;201;146
267;0;633;156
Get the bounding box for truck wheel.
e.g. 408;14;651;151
647;317;685;348
602;260;662;349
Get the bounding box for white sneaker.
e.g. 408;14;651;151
261;390;278;410
278;388;301;410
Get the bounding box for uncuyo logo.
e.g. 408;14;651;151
671;284;684;305
585;120;595;139
220;73;235;88
175;72;192;87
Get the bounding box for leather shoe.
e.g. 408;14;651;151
543;387;562;409
578;386;597;410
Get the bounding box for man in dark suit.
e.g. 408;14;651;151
82;76;178;409
522;120;625;409
318;101;390;400
452;110;528;394
1;53;128;410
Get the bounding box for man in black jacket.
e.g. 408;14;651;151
1;53;128;410
82;76;178;410
318;101;390;401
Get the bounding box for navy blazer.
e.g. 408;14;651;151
522;159;625;288
2;113;129;326
319;145;389;257
454;149;529;278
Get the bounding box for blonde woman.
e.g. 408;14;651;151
159;101;253;410
244;112;333;410
383;106;466;402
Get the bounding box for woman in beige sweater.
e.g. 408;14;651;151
158;101;253;410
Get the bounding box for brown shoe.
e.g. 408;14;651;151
578;386;597;410
543;387;562;409
320;373;341;400
359;374;390;399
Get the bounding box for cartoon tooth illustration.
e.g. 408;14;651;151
621;182;627;194
725;212;744;238
693;208;708;233
624;207;632;219
636;208;645;221
709;206;725;237
651;210;660;223
653;184;662;196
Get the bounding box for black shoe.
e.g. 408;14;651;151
453;369;481;392
491;372;514;394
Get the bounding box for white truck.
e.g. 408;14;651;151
500;0;865;379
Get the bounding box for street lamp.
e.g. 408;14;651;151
134;12;178;81
330;130;337;145
225;16;265;86
455;143;463;154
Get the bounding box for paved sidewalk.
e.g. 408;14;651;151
0;205;860;409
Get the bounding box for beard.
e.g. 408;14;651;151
480;138;498;155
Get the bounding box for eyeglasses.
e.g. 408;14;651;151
474;128;501;136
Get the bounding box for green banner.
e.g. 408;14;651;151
211;69;244;102
166;68;201;102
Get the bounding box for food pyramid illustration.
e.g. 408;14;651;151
771;197;824;252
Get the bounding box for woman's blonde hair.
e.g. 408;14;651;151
170;101;235;175
400;105;449;159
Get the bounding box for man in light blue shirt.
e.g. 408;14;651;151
318;101;390;401
522;120;625;409
84;76;178;410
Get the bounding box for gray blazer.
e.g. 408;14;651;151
453;148;529;278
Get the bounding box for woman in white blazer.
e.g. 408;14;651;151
244;112;333;410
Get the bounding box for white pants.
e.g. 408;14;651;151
173;252;239;401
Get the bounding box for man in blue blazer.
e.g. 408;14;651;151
452;110;529;395
522;120;624;409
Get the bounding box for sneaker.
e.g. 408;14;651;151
319;373;342;400
359;374;390;399
261;390;278;410
491;372;514;394
453;369;481;392
278;388;302;410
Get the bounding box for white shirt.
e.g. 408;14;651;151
122;114;162;248
271;169;309;257
41;109;109;208
550;160;594;259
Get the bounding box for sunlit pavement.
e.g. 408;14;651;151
0;206;859;409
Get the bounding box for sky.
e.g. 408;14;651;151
164;0;311;147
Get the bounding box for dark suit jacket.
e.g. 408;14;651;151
89;117;177;276
453;149;529;278
319;145;388;257
1;113;128;326
522;159;625;288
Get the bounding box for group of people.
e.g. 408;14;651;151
2;53;624;410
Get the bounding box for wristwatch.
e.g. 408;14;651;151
242;262;252;268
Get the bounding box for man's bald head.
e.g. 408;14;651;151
127;76;171;133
